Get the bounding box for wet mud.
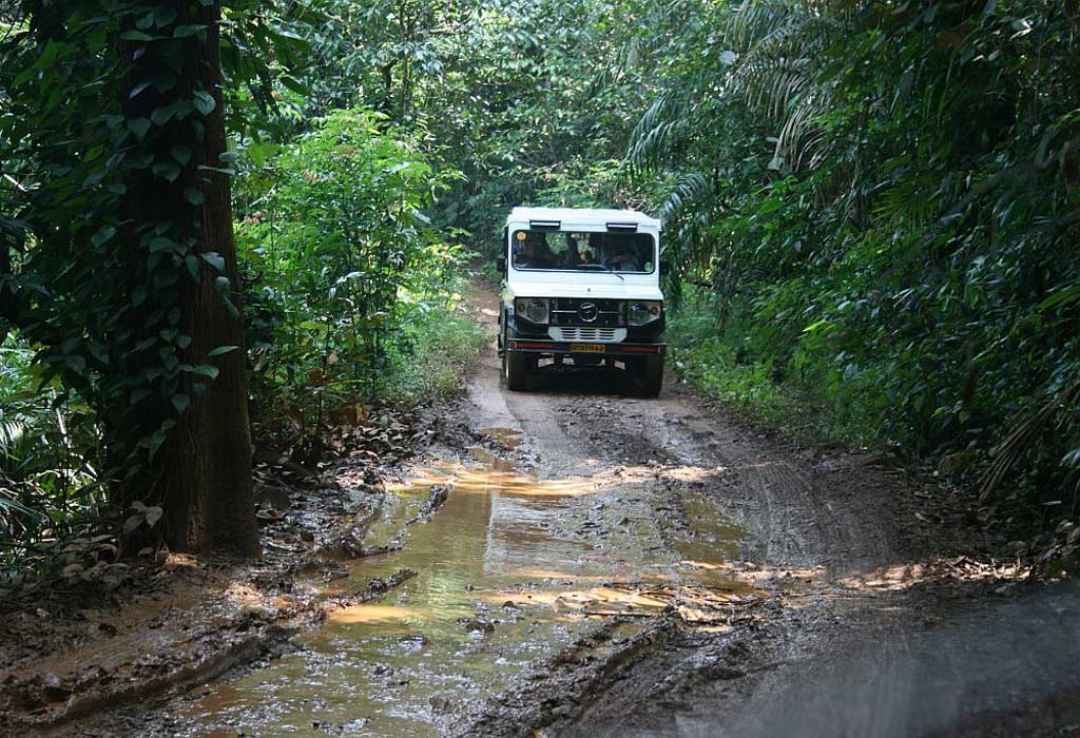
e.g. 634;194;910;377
165;429;760;738
10;284;1080;737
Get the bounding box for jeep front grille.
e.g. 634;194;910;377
548;327;627;343
550;298;624;328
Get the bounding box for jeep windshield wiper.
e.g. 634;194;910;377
598;263;624;281
576;263;623;280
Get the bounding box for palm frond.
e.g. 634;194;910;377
0;488;41;521
979;380;1080;503
659;171;711;224
725;6;849;174
627;91;693;171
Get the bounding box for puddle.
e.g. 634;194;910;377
672;491;745;567
477;426;524;450
179;455;751;737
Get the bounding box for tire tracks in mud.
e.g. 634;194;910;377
452;301;1032;738
29;287;1067;737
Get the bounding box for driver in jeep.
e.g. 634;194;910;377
515;232;556;268
587;232;640;271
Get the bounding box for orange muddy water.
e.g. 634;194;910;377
178;432;748;737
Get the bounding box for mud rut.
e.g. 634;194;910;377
30;294;1080;738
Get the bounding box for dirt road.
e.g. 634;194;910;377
26;288;1080;737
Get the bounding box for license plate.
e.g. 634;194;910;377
569;343;606;353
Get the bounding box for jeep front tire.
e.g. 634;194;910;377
634;354;664;398
503;345;529;391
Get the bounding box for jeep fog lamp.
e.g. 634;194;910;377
515;297;550;325
627;301;662;326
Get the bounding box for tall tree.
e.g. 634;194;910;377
1;1;258;555
120;0;257;554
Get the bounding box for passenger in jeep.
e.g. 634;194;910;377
514;232;555;268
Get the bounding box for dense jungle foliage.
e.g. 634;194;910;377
0;0;1078;572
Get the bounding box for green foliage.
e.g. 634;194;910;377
3;0;1076;566
273;0;666;254
635;0;1080;511
668;286;889;448
0;0;308;558
0;336;99;569
0;1;276;483
234;109;474;434
380;303;488;405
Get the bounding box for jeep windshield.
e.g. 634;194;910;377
511;230;655;273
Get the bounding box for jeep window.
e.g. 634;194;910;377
511;230;655;273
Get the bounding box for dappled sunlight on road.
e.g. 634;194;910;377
838;557;1031;593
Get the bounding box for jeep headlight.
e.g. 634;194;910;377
515;297;550;325
627;301;662;326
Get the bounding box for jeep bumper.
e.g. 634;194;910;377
505;340;665;357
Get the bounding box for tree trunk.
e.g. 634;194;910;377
121;1;258;556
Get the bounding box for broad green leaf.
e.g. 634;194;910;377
173;25;207;39
208;345;239;357
91;226;117;248
127;117;152;140
193;91;216;116
201;252;225;272
119;30;156;42
171;393;190;414
171;146;192;166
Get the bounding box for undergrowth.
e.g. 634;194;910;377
668;286;892;451
381;292;488;406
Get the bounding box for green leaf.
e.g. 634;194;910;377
280;75;309;96
201;252;225;272
119;30;156;42
127;117;152;140
185;188;207;206
152;161;182;182
190;365;219;380
149;236;178;253
173;25;207;39
185;254;199;280
1039;286;1080;312
198;165;235;176
172;394;190;414
155;7;179;27
171;145;192;166
129;81;152;99
208;345;239;358
91;226;117;248
151;104;177;126
193;91;216;116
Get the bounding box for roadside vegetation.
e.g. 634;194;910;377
644;2;1080;565
1;0;1078;585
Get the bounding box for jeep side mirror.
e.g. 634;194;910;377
496;256;507;274
659;257;672;277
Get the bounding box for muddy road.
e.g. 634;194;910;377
25;291;1080;738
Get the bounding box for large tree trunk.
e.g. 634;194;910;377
121;1;258;556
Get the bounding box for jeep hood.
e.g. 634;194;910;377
509;281;664;302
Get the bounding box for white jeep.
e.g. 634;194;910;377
496;207;666;397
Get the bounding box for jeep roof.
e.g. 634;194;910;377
506;207;662;231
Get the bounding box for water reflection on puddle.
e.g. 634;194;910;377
181;447;749;737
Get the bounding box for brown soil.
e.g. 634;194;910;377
3;279;1078;738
